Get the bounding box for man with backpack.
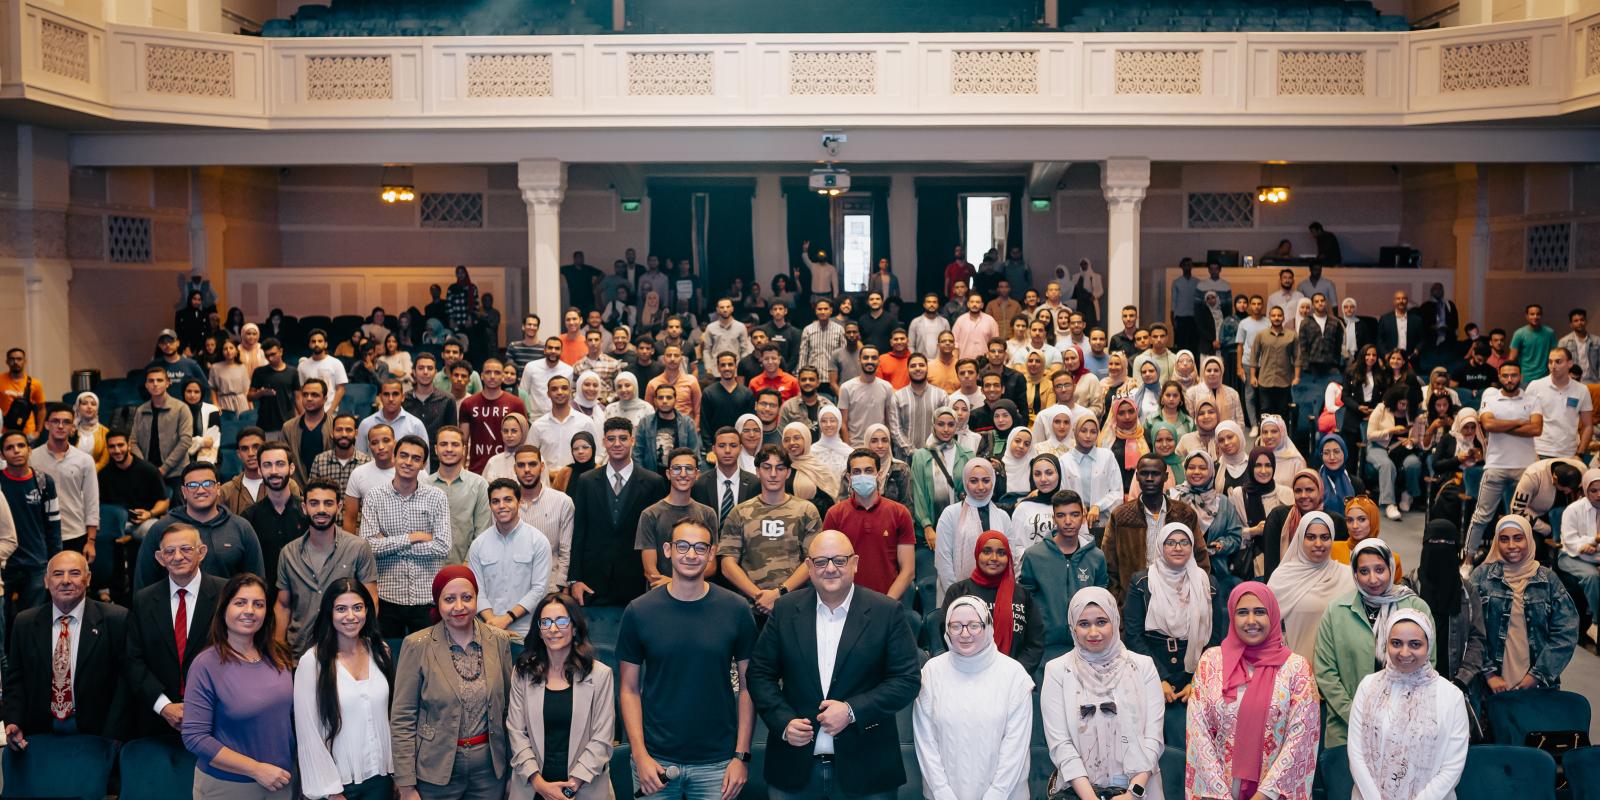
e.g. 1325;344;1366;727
0;348;45;436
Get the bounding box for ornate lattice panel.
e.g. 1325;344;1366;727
420;193;484;229
1526;223;1570;272
1114;50;1202;95
40;18;90;82
466;53;553;98
951;50;1039;95
626;52;713;96
107;216;153;263
1439;39;1531;92
788;51;876;95
145;44;235;98
1587;25;1600;78
1186;193;1256;229
1276;50;1365;96
305;55;394;101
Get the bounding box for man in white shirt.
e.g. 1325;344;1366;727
1528;346;1594;459
512;445;573;588
908;293;952;360
31;404;99;567
468;478;552;642
895;354;948;454
801;240;838;297
1234;295;1271;431
341;424;396;534
838;345;904;452
1466;362;1544;560
530;374;602;473
1296;263;1338;308
518;337;574;418
1558;468;1600;642
296;329;348;414
697;298;752;380
1266;269;1306;320
356;380;429;456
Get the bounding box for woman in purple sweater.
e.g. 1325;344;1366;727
182;573;297;799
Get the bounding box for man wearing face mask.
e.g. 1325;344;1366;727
824;449;916;601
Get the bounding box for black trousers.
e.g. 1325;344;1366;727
379;600;434;638
1257;386;1292;422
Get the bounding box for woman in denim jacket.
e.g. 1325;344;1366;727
1464;515;1579;700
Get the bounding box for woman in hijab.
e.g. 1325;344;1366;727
548;431;596;493
1148;422;1184;489
1008;453;1063;549
1123;522;1227;747
1032;404;1075;457
1255;414;1305;483
734;414;765;473
1041;587;1164;800
1317;433;1361;516
1199;292;1226;356
1213;421;1250;493
1464;515;1579;698
572;371;603;417
1176;399;1221;459
1428;406;1484;481
71;391;109;469
1100;396;1149;490
859;422;912;505
1172;350;1200;391
935;459;1011;600
1269;510;1356;661
1132;360;1164;420
1188;355;1245;430
1230;448;1292;581
1261;469;1348;580
811;405;852;477
783;421;838;512
181;377;221;465
238;322;267;376
1347;609;1470;800
948;397;983;452
914;595;1036;800
422;316;452;346
1146;381;1196;442
482;413;529;484
1330;496;1398;573
996;427;1035;510
1295;296;1313;327
1172;451;1245;592
937;534;1045;675
603;372;652;429
980;399;1023;462
1314;538;1430;748
1186;582;1320;800
1404;521;1486;683
1100;351;1138;409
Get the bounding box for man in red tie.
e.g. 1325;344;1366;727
125;524;225;738
3;550;128;743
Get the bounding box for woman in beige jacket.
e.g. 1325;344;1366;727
507;593;616;800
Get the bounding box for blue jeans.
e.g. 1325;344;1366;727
1365;446;1422;506
1467;467;1521;555
1558;553;1600;622
635;758;730;800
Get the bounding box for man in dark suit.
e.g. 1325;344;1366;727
1377;289;1425;365
567;416;668;610
692;427;762;523
747;530;921;799
4;550;128;744
1417;282;1460;358
125;523;226;739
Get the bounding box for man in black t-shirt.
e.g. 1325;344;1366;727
618;517;756;798
249;339;300;434
98;429;169;542
1451;341;1497;392
561;251;603;315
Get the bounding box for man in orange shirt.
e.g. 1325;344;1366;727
876;329;913;390
747;345;799;403
644;343;703;422
558;308;587;364
926;331;962;393
0;348;46;436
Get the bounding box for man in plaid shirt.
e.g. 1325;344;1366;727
358;434;452;637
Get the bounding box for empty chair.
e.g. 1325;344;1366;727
1565;746;1600;800
1;733;117;800
1458;745;1556;800
118;737;198;800
1159;745;1186;800
1485;689;1591;747
339;381;378;417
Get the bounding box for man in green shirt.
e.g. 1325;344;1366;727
1510;303;1560;382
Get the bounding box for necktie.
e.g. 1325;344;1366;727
51;616;73;720
721;479;734;519
174;588;189;692
613;471;624;495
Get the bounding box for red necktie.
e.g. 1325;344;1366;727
51;616;73;720
174;588;189;694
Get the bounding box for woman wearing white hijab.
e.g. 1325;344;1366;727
1346;609;1469;800
1339;298;1362;362
1032;404;1075;457
1212;420;1251;492
1256;414;1306;484
1041;587;1164;800
1169;451;1245;592
934;459;1011;599
997;427;1035;505
1268;510;1356;661
71;391;109;469
913;596;1036;800
782;421;839;518
1123;522;1226;747
948;397;983;453
811;405;852;477
572;370;603;416
238;322;267;376
734;413;764;473
603;372;652;429
481;412;530;484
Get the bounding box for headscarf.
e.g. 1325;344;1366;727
1416;520;1463;673
238;323;266;374
784;422;838;501
180;378;207;436
967;532;1018;655
1269;510;1355;659
1064;587;1152;786
567;430;596;480
1319;382;1344;435
1355;609;1443;800
1486;515;1539;686
500;412;530;448
1172;350;1199;390
1148;421;1183;478
942;596;999;673
987;399;1022;456
999;428;1034;493
1219;582;1294;786
735;413;763;472
812;406;852;476
1100;396;1149;470
1450;407;1485;458
1318;433;1356;513
1258;414;1305;480
1032;404;1073;452
1343;495;1381;547
606;372;652;427
1214;420;1249;484
1204;291;1224;334
429;565;479;623
1349;538;1417;663
1171;450;1223;531
862;423;905;470
573;370;602;414
1280;469;1325;556
73;391;101;440
1241;447;1278;526
1340;298;1359;358
1146;522;1212;672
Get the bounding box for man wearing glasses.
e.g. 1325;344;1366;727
31;404;100;571
717;445;822;619
126;523;225;737
466;478;551;644
135;461;265;590
636;448;719;588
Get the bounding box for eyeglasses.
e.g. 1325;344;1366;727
537;616;572;630
1079;702;1118;719
945;621;987;635
1161;539;1193;549
158;545;197;557
182;480;218;490
808;555;855;570
666;465;697;475
670;541;712;556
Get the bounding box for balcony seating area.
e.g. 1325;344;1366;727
1061;0;1411;32
260;0;610;37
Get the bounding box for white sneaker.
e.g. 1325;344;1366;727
1249;426;1259;438
1398;493;1412;513
1385;504;1402;521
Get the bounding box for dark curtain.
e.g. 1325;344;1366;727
913;177;1025;299
647;179;755;305
780;176;892;293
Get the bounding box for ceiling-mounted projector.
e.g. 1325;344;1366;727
810;166;850;195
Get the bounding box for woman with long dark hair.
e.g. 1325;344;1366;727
182;573;296;799
506;593;615;800
294;580;395;800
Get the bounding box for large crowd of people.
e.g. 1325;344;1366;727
0;242;1594;800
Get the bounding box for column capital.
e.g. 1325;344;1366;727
518;159;566;211
1101;157;1151;202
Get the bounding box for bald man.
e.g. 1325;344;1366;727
746;530;921;800
4;550;128;744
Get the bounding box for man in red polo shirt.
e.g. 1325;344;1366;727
875;328;913;390
747;345;799;403
822;447;914;601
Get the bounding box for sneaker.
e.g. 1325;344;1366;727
1385;504;1402;521
1398;493;1412;513
1249;426;1259;438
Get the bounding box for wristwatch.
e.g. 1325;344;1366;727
733;751;752;763
778;586;790;596
1130;783;1146;798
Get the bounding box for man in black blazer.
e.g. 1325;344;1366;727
567;416;668;609
747;531;921;799
1377;289;1425;365
3;551;128;744
692;428;761;523
1417;282;1460;354
125;523;226;739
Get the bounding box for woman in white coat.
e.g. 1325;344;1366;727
1346;609;1468;800
1041;586;1165;800
913;596;1035;800
934;458;1011;599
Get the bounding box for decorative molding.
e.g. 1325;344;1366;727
1276;50;1364;96
145;44;235;98
1527;222;1570;272
107;215;153;263
788;50;876;95
1587;24;1600;78
520;187;565;212
1113;49;1202;95
951;49;1039;95
305;55;394;101
420;192;484;228
39;19;90;83
465;53;553;98
1187;192;1256;229
626;51;713;96
1439;38;1531;92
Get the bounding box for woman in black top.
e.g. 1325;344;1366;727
934;531;1044;676
507;593;615;800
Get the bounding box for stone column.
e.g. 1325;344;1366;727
189;166;228;308
1452;163;1489;326
1101;157;1150;317
519;159;566;332
14;124;74;391
752;173;787;291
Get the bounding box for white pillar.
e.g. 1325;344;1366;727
1453;164;1489;326
752;173;786;291
189;167;227;308
24;260;74;391
888;173;918;302
15;124;74;390
519;159;567;333
1101;158;1150;317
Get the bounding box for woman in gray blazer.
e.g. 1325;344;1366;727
392;566;515;800
507;593;616;800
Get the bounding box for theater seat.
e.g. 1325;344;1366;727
1458;745;1556;800
1318;744;1354;800
610;742;632;798
339;382;378;417
900;742;923;796
118;736;197;800
1565;746;1600;800
0;733;116;800
1028;743;1055;798
1484;688;1591;747
1159;745;1186;800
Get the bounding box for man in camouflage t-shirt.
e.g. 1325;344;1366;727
635;447;720;587
717;444;822;617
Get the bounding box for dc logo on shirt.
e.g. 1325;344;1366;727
760;519;787;539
